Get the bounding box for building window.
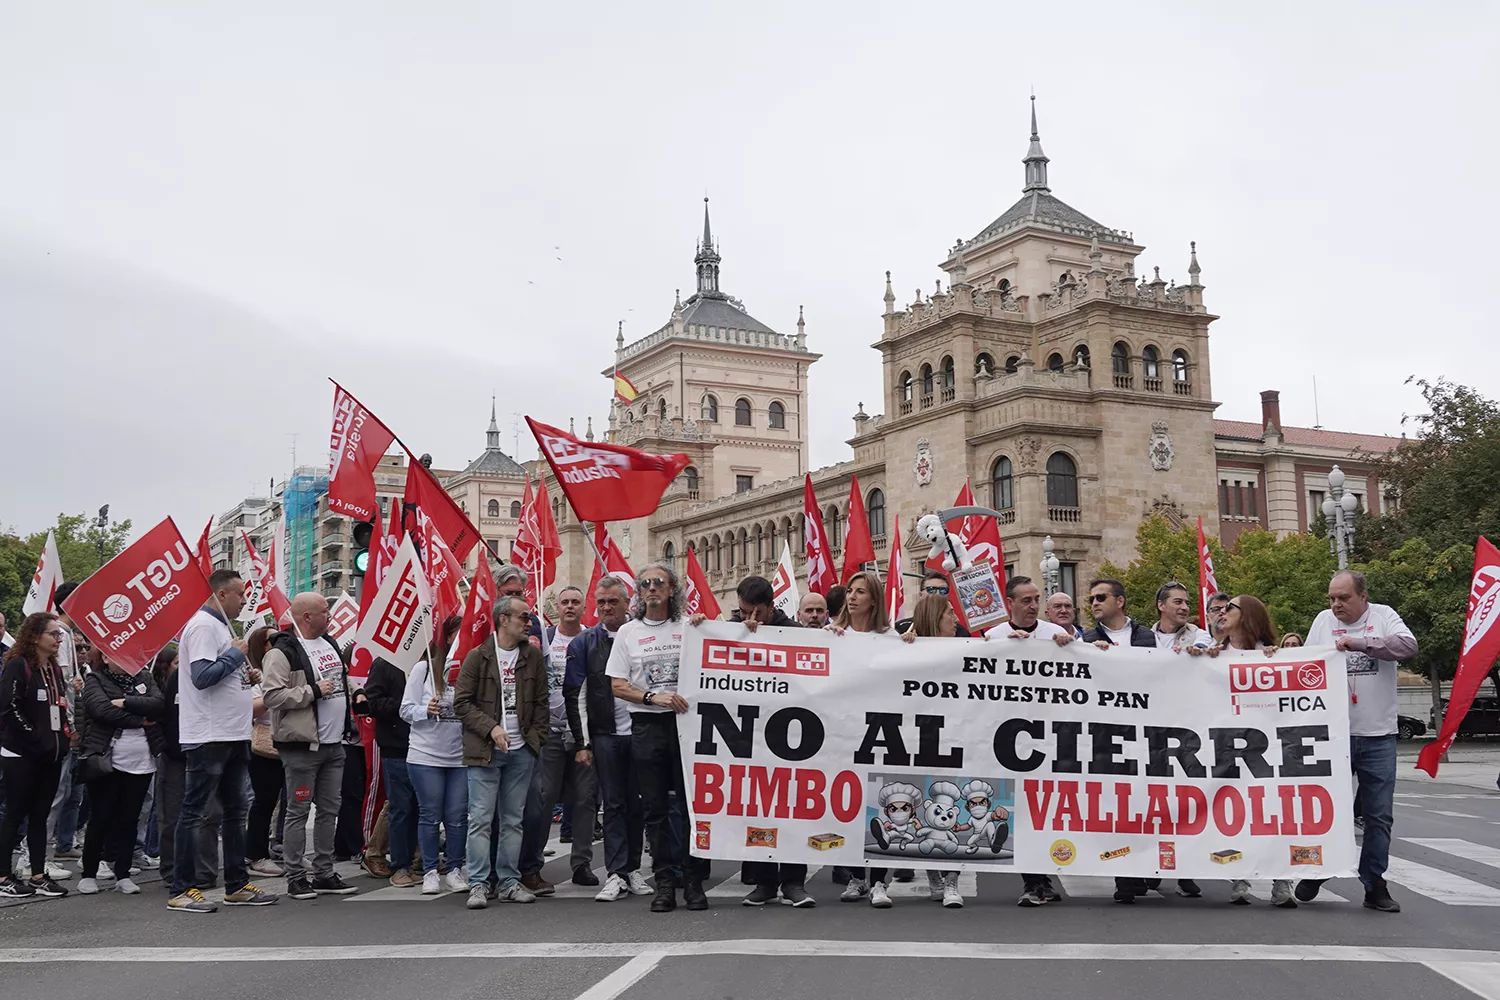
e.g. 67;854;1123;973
975;352;994;376
1047;353;1065;372
739;530;750;566
701;394;718;422
1074;344;1091;369
1142;346;1160;380
714;535;722;571
1004;355;1021;374
768;401;786;429
941;356;955;389
1111;342;1130;375
487;499;500;518
735;397;753;426
899;371;913;401
658;398;668;419
755;524;765;563
684;466;700;498
663;541;674;566
1059;563;1077;601
825;504;842;552
1309;490;1325;520
1172;349;1189;382
1046;452;1079;508
735;474;754;493
509;499;522;518
867;488;886;540
991;457;1014;510
920;364;934;397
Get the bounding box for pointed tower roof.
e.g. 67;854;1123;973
461;398;525;477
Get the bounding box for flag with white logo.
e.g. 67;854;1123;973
773;541;801;620
684;545;721;620
353;535;435;676
1198;516;1219;629
22;529;63;616
884;522;904;623
802;475;835;596
326;591;361;640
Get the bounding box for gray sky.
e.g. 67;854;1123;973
2;2;1496;539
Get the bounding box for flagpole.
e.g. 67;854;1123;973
581;521;610;577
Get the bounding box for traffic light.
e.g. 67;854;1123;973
351;518;375;575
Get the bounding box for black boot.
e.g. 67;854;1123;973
683;880;709;911
651;882;677;913
1364;878;1400;913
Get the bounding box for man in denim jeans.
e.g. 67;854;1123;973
454;596;548;908
1297;570;1416;913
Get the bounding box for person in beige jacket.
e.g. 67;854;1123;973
260;592;361;900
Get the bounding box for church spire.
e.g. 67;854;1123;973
1023;95;1050;194
694;196;722;298
486;394;500;451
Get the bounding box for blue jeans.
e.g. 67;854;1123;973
382;758;418;873
48;751;84;851
408;762;466;875
593;733;644;878
520;730;598;875
171;742;251;896
138;773;157;856
1352;734;1396;887
466;750;535;890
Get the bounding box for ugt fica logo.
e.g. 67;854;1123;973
1229;660;1328;714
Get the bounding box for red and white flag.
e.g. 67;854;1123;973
326;591;360;640
841;474;876;583
408;503;464;624
512;479;544;609
452;556;496;666
802;475;836;596
926;478;1009;626
193;518;215;582
403;458;480;562
63;518;210;675
22;529;63;616
684;545;721;620
1419;537;1500;776
328;381;398;522
240;528;291;625
885;521;905;623
1197;516;1219;629
527;416;690;522
773;541;801;620
581;523;636;626
353;534;434;675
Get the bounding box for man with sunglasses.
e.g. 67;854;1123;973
607;563;710;912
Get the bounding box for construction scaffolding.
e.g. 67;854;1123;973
283;465;329;597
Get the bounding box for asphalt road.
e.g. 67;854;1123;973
5;768;1500;1000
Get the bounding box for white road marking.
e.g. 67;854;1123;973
572;952;665;1000
1394;794;1495;800
707;866;824;898
1427;960;1500;1000
1057;875;1118;898
1403;838;1500;872
1430;810;1485;820
1382;857;1500;906
884;870;977;899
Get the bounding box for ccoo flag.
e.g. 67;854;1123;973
527;416;689;522
353;534;435;676
328;381;398;522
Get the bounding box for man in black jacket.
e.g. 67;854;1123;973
359;653;417;886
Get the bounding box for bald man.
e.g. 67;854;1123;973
1045;593;1084;640
262;592;361;900
797;592;829;628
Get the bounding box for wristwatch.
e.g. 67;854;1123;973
643;691;654;706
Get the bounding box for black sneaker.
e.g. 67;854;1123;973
312;873;358;895
0;877;35;898
1176;879;1203;898
1294;878;1326;903
743;883;779;906
560;832;573;844
572;866;600;887
650;884;677;913
1364;878;1401;913
683;880;708;911
893;869;915;883
781;883;816;907
1113;888;1137;904
1039;879;1062;902
29;876;67;898
286;875;318;900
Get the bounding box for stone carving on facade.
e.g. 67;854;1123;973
1149;497;1185;530
1149;421;1175;472
1016;436;1042;470
619;525;632;559
914;438;935;486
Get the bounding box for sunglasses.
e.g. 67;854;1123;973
1089;594;1112;603
639;577;670;589
922;586;950;595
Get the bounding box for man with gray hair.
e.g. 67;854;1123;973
1296;570;1415;913
607;563;709;912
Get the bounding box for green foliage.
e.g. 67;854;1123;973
0;512;133;625
1359;537;1473;683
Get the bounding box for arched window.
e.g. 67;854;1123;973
658;398;668;419
738;528;750;565
1046;453;1079;508
992;456;1014;510
1047;353;1065;372
1111;342;1131;379
735;397;752;426
1004;355;1021;374
663;541;675;566
684;466;699;497
867;488;886;540
920;364;934;397
940;356;955;389
975;352;994;376
997;278;1012;296
768;520;778;555
713;534;722;571
552;497;561;524
825;504;842;552
1142;346;1160;380
1172;349;1190;382
899;371;913;402
509;500;521;518
488;499;501;518
768;401;786;429
701;394;718;422
640;403;649;420
1073;344;1091;369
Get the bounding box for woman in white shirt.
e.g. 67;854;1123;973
400;631;468;895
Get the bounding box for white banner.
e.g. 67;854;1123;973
22;529;62;616
678;622;1356;879
353;535;434;675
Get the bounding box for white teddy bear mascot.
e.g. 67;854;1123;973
916;513;974;572
915;780;964;856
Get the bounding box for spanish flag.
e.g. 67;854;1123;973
613;371;639;404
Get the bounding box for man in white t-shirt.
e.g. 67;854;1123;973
1151;582;1213;652
168;569;278;913
261;592;359;901
1295;570;1416;914
607;562;711;913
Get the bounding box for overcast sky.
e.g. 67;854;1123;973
2;2;1496;540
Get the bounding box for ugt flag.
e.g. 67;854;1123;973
1419;537;1500;776
62;518;210;675
353;534;435;675
527;416;689;522
328;381;398;521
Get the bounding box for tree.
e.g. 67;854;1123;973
1097;515;1217;624
0;512;133;625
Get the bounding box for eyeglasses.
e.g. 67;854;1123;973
1226;603;1241;612
1089;594;1111;603
922;586;950;596
44;629;67;639
639;577;670;589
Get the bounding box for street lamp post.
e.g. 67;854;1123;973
1321;465;1359;570
95;504;110;565
1040;535;1061;596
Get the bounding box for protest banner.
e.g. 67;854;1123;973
951;562;1008;632
678;621;1355;879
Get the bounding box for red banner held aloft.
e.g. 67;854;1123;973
63;518;211;675
527;417;689;522
452;556;496;667
581;523;636;626
684;545;721;620
885;522;905;623
1419;537;1500;776
403;458;479;562
1198;516;1220;630
925;479;1009;628
841;474;875;583
328;381;398;522
194;518;215;582
802;475;836;596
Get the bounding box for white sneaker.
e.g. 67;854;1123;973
927;871;944;901
1229;879;1253;905
595;873;628;902
422;871;442;895
840;878;868;902
78;877;99;895
499;883;537;903
45;862;72;881
444;867;468;893
118;878;141;895
870;881;892;908
942;879;964;909
626;871;652;896
248;858;284;877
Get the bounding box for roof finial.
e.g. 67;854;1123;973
693;197;721;298
1187;240;1201;284
1022;95;1051;194
486;394;500;450
883;270;896;317
585;415;594;442
701;196;713;251
616;320;624;347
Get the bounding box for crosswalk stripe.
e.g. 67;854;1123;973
1057;875;1118;898
884;870;977;899
1382;857;1500;906
1402;838;1500;872
1429;810;1485;819
707;866;825;897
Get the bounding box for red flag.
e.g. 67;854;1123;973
356;499;387;626
240;528;292;625
452;555;496;666
1197;516;1220;629
581;523;636;626
925;479;1009;628
64;518;210;675
527;416;690;522
328;381;398;522
194;518;215;581
512;479;543;609
1418;537;1500;776
326;591;360;639
684;546;721;620
535;476;563;570
884;521;905;624
841;474;876;582
403;458;479;561
802;475;836;597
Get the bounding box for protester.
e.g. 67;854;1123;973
1297;570;1415;914
1280;632;1304;648
400;618;469;895
1082;578;1157;649
244;628;285;879
0;613;72;898
521;585;597;894
1151;582;1214;651
825;584;847;621
895;571;971;637
1205;592;1231;643
0;612;11;655
565;575;651;902
76;645;165;895
365;613;440;889
262;592;359;900
1002;577;1073;645
44;582;84;877
151;644;218;893
333;641;367;864
608;563;709;913
456;595;548;908
797;592;830;628
1045;592;1085;639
